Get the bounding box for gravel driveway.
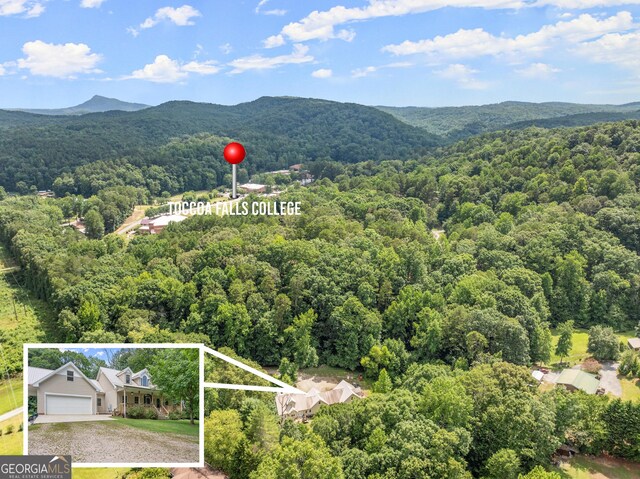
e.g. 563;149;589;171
29;421;199;463
597;361;622;397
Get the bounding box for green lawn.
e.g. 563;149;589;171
549;329;636;368
620;377;640;402
556;455;640;479
299;365;373;390
0;377;23;415
74;468;131;479
0;414;23;455
115;418;199;437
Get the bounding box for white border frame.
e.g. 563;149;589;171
23;343;205;469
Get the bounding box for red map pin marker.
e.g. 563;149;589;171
224;142;246;199
223;142;246;165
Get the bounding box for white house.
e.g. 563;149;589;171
276;380;363;420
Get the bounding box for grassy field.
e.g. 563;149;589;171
549;329;636;368
0;244;55;396
556;455;640;479
0;413;23;455
0;377;23;415
619;377;640;402
299;365;373;390
115;418;199;437
74;468;132;479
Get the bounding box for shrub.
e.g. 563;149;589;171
143;408;158;420
6;424;14;435
582;358;602;375
123;468;171;479
168;411;182;420
126;406;146;419
18;423;23;432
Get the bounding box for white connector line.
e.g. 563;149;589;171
203;346;303;394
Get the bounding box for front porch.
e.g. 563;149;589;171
113;386;182;419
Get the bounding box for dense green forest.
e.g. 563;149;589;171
0;97;439;194
379;101;640;141
1;118;640;477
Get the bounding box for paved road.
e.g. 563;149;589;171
0;406;22;423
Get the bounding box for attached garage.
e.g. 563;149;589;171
31;363;102;415
45;394;93;415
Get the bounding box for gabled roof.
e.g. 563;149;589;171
116;367;133;378
98;366;156;389
132;368;149;379
28;366;54;385
628;338;640;349
31;362;102;392
556;369;599;395
276;380;363;415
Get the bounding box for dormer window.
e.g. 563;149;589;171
125;374;131;384
141;375;148;387
67;370;74;382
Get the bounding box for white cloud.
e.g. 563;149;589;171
140;5;201;30
267;0;640;46
383;12;635;59
516;62;561;78
0;65;5;76
182;60;221;75
255;0;287;16
312;68;333;78
273;0;526;44
80;0;106;8
96;351;105;357
263;34;286;48
575;31;640;74
18;41;102;78
0;0;44;17
351;61;413;78
537;0;640;7
229;44;313;74
436;63;489;89
126;55;220;83
220;43;233;54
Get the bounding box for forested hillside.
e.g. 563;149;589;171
1;119;640;477
0;97;440;194
379;101;640;141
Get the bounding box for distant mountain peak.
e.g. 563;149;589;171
10;95;150;116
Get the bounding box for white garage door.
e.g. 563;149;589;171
46;395;92;415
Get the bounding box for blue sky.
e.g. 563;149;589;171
1;0;640;108
66;347;119;360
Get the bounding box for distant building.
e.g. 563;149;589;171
37;190;55;198
239;183;266;194
276;380;363;420
138;214;187;234
556;369;600;395
628;338;640;351
266;169;291;175
289;164;303;172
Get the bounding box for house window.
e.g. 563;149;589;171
141;375;148;387
144;395;151;405
67;371;74;382
121;395;125;403
97;398;102;407
134;397;139;404
164;400;169;406
125;374;131;384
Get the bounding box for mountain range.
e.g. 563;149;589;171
9;95;149;116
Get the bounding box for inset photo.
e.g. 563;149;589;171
24;344;203;467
